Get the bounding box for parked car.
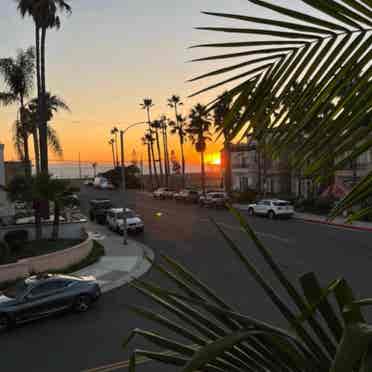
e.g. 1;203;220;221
174;189;200;204
100;181;115;190
89;199;113;224
247;199;294;219
106;208;144;233
153;188;174;199
199;192;229;208
14;200;27;210
0;273;101;332
84;180;94;186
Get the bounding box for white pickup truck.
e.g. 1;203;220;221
106;208;144;233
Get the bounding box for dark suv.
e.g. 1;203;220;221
89;199;113;224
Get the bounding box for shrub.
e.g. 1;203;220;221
4;230;29;251
0;242;11;264
232;189;257;204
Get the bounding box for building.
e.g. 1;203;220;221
227;141;372;199
5;160;31;185
0;144;14;220
230;142;291;195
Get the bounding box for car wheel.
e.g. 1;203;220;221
248;208;254;216
0;314;10;332
268;210;276;220
74;295;91;313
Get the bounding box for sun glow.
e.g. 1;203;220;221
206;153;221;166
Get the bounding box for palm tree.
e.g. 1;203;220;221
160;115;171;186
168;95;185;186
0;47;36;176
151;119;164;185
213;92;237;195
187;104;212;195
108;139;115;168
16;0;72;176
140;98;159;186
92;162;97;178
169;114;187;188
141;131;155;190
111;126;119;168
26;92;68;173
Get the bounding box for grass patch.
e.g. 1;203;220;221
10;239;83;262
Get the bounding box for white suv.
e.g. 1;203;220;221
247;199;294;219
106;208;144;233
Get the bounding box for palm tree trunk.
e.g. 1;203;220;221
34;200;42;240
224;142;232;195
39;27;48;176
201;151;206;195
52;201;60;240
162;126;169;187
32;128;41;175
150;141;159;188
180;137;186;189
111;143;115;168
114;133;119;168
20;97;31;178
147;143;153;190
155;129;163;185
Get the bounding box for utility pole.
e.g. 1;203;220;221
120;130;126;192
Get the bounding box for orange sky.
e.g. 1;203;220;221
0;0;303;168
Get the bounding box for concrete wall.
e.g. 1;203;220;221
0;221;87;242
0;237;93;284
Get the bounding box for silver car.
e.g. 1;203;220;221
0;274;101;331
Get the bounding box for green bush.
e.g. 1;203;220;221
0;242;11;264
4;230;29;251
232;189;257;203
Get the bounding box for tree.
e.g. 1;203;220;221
151;119;164;185
111;126;119;168
170;150;181;175
108;139;115;168
141;131;155;190
16;0;72;176
0;47;36;176
191;0;371;219
187;104;212;195
160;116;171;186
141;98;159;187
169;114;187;188
26;92;68;173
168;95;186;187
213;92;239;195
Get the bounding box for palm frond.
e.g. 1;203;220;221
190;0;372;217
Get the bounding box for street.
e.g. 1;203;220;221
2;187;372;372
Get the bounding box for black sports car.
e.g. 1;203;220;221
0;274;101;331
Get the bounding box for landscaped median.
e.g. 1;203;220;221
0;237;105;285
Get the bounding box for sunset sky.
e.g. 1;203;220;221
0;0;306;169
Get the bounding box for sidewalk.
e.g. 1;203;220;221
233;204;372;232
74;222;154;293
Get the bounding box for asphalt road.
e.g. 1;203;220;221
2;187;372;372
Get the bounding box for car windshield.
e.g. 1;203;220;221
117;211;136;219
3;280;30;299
273;202;291;207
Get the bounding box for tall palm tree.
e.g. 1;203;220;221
0;47;36;176
160;115;171;186
151;119;164;185
141;131;155;190
108;139;115;168
111;126;119;168
213;92;239;195
169;114;187;188
140;98;159;186
187;104;212;195
16;0;72;175
168;95;185;186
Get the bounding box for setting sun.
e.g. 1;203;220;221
205;152;221;166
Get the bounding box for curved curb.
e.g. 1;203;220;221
100;241;154;294
295;217;372;232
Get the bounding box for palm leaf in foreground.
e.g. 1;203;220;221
190;0;372;218
124;209;372;371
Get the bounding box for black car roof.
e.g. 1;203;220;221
26;273;81;285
